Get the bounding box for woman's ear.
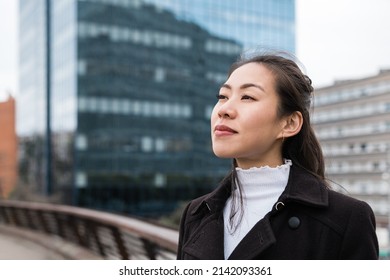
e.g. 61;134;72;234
279;111;303;139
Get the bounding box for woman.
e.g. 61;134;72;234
177;53;379;260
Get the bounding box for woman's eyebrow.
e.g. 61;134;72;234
220;83;265;92
220;83;231;90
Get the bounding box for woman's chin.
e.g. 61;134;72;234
212;150;235;159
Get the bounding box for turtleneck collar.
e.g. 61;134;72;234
234;159;292;193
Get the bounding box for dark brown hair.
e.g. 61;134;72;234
224;52;328;230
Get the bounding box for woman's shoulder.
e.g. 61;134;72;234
327;188;375;216
290;165;375;216
316;187;377;237
290;166;376;231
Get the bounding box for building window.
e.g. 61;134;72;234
155;138;165;152
78;22;192;49
76;172;87;188
76;134;88;150
372;162;380;171
78;60;87;75
154;67;165;82
141;136;153;152
154;173;166;188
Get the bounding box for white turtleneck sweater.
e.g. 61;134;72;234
223;160;292;259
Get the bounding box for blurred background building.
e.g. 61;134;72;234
312;70;390;251
17;0;296;216
0;95;18;198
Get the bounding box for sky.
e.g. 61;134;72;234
297;0;390;87
1;0;390;101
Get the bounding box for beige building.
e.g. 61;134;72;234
312;70;390;250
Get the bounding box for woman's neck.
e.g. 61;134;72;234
235;156;284;170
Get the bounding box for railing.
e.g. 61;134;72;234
0;200;179;260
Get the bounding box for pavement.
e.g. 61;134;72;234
0;225;103;260
0;230;66;260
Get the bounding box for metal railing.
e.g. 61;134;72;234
0;200;178;260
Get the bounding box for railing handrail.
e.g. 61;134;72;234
0;199;179;259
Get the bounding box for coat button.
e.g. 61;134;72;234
288;216;300;229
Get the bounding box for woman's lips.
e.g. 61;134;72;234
214;125;238;136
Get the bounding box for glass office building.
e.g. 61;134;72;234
18;0;295;216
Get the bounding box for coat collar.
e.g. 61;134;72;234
192;164;329;216
278;164;329;208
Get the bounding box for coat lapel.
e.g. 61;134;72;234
182;212;225;259
182;178;231;259
228;216;276;259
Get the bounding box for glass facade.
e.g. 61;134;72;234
144;0;295;53
18;0;295;217
18;0;47;192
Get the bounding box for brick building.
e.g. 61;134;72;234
0;95;18;198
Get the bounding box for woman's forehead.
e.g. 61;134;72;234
226;62;275;88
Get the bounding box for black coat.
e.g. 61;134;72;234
177;165;379;260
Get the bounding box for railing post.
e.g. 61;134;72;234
37;210;50;234
110;226;129;260
54;212;65;238
23;208;36;230
10;207;21;226
0;207;10;223
141;238;157;260
87;221;106;257
69;217;85;247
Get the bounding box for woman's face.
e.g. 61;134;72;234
211;62;286;169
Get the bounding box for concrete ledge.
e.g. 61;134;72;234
0;225;103;260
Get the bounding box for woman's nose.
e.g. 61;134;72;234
217;100;237;119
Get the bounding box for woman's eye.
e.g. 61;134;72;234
242;95;254;100
216;94;227;100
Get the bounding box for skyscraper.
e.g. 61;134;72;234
18;0;295;216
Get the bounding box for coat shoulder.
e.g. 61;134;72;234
327;188;374;214
316;188;376;235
